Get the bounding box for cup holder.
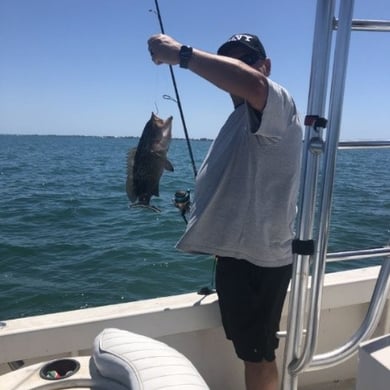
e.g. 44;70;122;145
39;358;80;380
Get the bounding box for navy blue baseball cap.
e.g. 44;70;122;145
217;33;267;60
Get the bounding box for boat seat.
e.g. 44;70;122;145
92;328;210;389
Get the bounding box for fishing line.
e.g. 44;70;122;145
153;101;159;115
151;0;197;179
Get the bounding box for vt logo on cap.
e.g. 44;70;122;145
228;34;253;43
217;33;267;60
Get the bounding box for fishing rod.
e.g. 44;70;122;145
151;2;214;296
152;0;197;179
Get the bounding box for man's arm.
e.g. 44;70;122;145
147;34;268;112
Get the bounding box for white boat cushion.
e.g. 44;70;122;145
92;328;210;390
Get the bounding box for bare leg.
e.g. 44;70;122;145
244;360;279;390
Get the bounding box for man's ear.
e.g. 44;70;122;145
264;58;271;77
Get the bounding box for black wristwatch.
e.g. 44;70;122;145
179;45;193;68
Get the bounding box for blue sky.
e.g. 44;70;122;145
0;0;389;140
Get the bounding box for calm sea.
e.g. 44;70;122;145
0;134;389;321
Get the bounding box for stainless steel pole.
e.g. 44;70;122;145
288;0;355;375
281;0;335;388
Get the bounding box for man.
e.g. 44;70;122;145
148;33;302;390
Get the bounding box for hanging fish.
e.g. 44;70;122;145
126;112;174;212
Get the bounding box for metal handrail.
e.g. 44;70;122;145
277;246;390;341
281;1;336;388
288;0;355;375
327;247;390;263
334;18;390;32
338;140;390;149
282;1;390;389
309;257;390;370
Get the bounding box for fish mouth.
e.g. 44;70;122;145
163;116;173;131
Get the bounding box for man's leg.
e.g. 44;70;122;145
244;360;278;390
216;258;291;390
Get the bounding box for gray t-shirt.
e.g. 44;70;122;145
176;79;303;267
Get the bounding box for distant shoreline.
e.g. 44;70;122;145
2;134;390;144
0;133;214;141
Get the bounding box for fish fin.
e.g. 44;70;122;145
130;203;161;213
150;180;160;197
164;159;174;172
126;148;138;202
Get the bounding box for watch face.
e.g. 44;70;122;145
180;46;193;68
182;46;191;55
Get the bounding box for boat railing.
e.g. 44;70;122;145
281;1;390;389
338;140;390;149
310;249;390;370
326;247;390;263
336;18;390;31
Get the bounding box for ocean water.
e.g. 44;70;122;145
0;134;389;321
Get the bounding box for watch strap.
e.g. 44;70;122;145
179;45;193;68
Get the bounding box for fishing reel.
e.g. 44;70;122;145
173;190;191;223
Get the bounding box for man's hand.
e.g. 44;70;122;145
148;34;182;66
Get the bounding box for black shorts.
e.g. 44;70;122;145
215;257;292;362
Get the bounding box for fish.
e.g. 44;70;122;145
126;112;174;212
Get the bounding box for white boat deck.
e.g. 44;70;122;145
300;380;355;390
